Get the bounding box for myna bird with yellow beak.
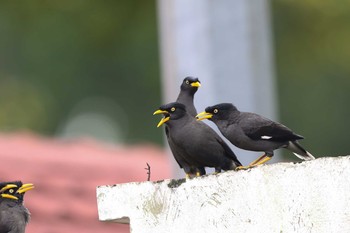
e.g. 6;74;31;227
176;76;201;117
154;102;242;178
0;181;34;233
159;76;205;178
197;103;315;169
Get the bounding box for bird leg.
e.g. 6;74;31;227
185;173;191;179
211;167;222;175
249;154;272;166
195;171;201;177
236;154;272;170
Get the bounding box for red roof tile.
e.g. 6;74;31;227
0;132;171;233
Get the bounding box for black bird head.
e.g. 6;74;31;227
196;103;238;121
0;181;34;203
153;102;187;127
180;77;201;95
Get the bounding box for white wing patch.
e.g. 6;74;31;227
261;136;272;140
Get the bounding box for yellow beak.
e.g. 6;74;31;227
0;184;19;200
1;193;18;200
157;116;170;127
0;184;17;193
0;183;34;200
17;183;35;194
153;109;170;127
153;109;168;115
196;111;213;121
191;81;201;87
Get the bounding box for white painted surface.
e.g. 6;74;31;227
97;156;350;233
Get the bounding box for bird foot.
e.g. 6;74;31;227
235;165;255;171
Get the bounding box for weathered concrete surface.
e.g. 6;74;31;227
97;156;350;233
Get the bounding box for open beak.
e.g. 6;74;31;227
1;194;18;200
153;109;170;127
196;111;213;121
0;184;17;193
17;183;34;194
191;81;201;87
0;184;19;200
0;183;34;200
157;116;170;127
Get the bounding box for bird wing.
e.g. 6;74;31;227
215;136;242;166
240;113;303;142
191;121;242;167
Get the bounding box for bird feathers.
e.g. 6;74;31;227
238;112;304;142
199;103;314;162
155;102;241;172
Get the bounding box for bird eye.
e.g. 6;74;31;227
171;107;176;112
9;189;14;194
185;80;189;85
214;109;218;114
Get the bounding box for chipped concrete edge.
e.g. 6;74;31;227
96;156;350;233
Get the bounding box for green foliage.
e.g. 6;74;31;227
272;0;350;156
0;1;161;143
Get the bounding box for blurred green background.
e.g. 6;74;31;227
0;1;349;156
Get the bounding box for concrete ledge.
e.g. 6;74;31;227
97;156;350;233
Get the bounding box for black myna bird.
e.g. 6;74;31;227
176;76;201;117
197;103;315;169
154;102;242;178
160;76;205;177
0;181;34;233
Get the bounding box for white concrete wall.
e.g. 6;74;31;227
97;156;350;233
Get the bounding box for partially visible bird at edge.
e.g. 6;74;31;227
0;181;34;233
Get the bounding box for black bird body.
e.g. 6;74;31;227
162;77;205;177
0;181;34;233
0;200;29;233
155;102;242;175
165;124;201;175
197;103;314;167
215;110;303;153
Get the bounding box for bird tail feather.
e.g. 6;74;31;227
287;141;315;160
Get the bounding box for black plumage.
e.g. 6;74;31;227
0;181;34;233
176;76;201;117
197;103;315;168
159;76;205;177
154;102;242;177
